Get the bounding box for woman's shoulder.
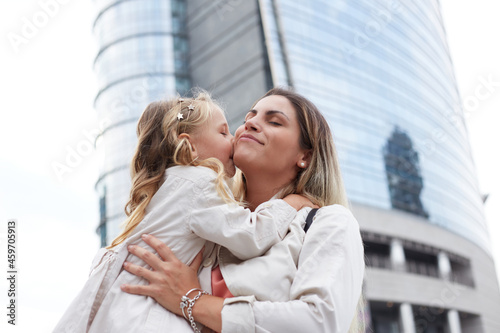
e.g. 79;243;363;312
312;204;360;231
317;204;354;217
305;205;363;252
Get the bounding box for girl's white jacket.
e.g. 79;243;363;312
53;165;296;333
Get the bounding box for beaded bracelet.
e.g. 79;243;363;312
180;288;210;333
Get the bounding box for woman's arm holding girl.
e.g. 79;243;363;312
121;235;224;332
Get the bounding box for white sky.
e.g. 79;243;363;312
0;1;499;332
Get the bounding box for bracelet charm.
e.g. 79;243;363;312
179;288;210;333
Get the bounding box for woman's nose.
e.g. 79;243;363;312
245;117;261;131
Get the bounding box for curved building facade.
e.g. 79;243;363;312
261;1;499;331
92;0;190;243
92;0;500;332
271;0;488;252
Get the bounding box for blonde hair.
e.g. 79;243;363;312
233;87;365;333
107;90;235;249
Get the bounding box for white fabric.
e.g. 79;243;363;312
218;205;365;333
54;165;296;333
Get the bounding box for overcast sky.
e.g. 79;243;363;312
0;1;499;332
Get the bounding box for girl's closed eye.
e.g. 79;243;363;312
220;125;230;136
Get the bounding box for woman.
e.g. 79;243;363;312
121;88;365;332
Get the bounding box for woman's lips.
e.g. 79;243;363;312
239;133;263;144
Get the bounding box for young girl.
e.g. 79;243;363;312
54;91;312;332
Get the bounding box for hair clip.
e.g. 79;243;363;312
177;100;194;122
177;98;185;121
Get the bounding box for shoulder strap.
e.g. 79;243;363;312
304;208;318;233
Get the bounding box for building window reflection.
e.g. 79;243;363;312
383;126;428;218
97;185;107;247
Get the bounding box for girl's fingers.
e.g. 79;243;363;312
141;234;175;262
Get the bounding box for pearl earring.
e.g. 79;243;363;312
300;162;305;168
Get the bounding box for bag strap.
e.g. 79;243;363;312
304;208;318;233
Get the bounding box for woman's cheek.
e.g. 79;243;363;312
234;125;245;138
232;149;243;168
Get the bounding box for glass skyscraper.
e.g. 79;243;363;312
93;0;190;243
273;0;488;250
92;1;500;332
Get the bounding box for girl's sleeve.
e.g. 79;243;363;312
188;179;296;260
219;205;365;333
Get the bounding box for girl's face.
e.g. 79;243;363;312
191;108;235;177
233;95;308;181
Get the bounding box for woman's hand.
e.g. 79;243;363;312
120;234;203;316
122;234;225;332
283;194;319;210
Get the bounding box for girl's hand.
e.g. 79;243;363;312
120;234;203;316
283;194;319;210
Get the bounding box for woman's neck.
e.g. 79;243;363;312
244;174;286;211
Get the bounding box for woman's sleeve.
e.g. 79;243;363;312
188;180;296;260
220;205;365;333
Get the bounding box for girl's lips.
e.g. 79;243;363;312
239;133;263;144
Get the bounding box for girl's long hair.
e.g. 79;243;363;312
107;90;234;249
233;87;365;333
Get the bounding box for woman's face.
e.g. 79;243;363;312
233;95;307;181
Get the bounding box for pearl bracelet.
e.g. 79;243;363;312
180;288;210;333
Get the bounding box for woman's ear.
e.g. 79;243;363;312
178;133;198;159
297;150;312;169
